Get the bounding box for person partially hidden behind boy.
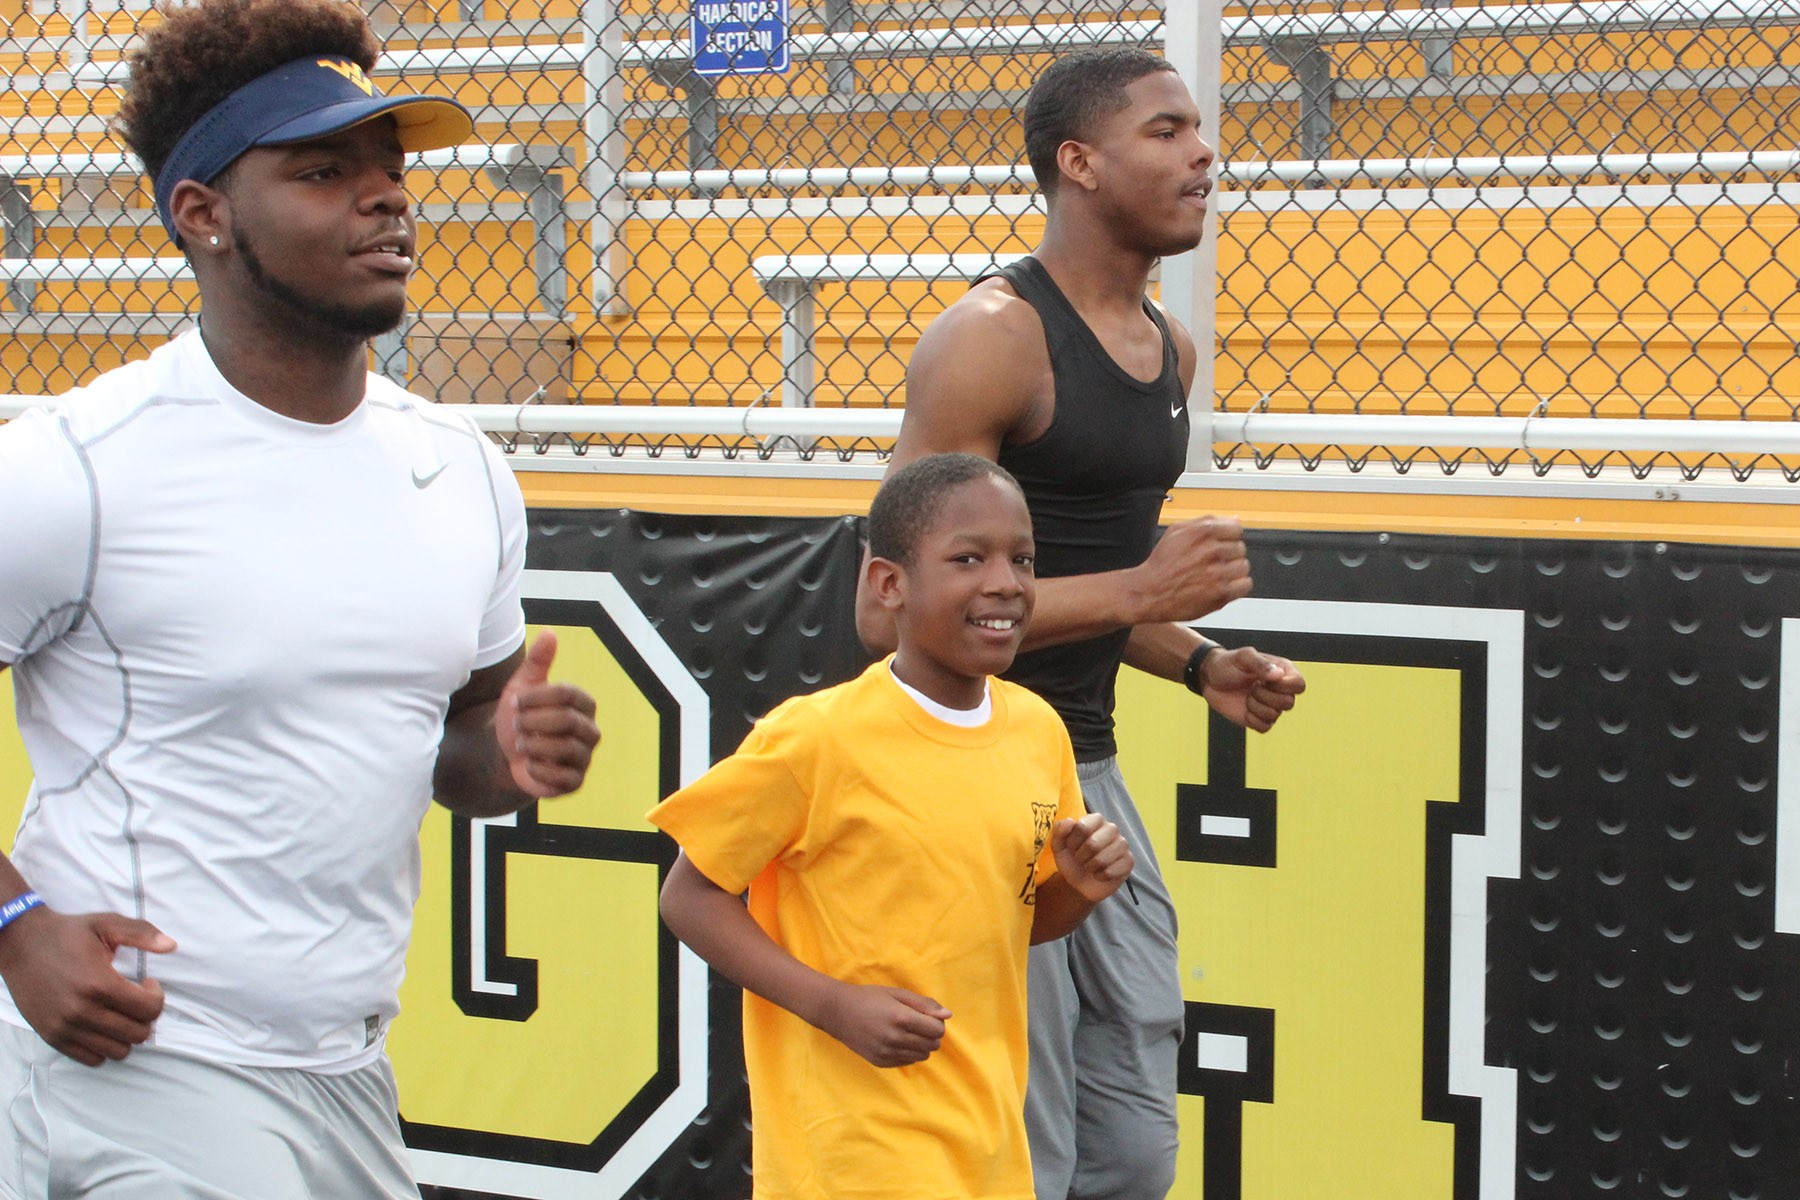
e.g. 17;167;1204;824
649;452;1134;1200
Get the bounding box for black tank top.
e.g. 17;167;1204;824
992;257;1190;761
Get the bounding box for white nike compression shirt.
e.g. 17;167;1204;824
0;331;527;1071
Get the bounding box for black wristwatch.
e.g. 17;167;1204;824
1182;640;1221;696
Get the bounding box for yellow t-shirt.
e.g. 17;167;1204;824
647;660;1085;1200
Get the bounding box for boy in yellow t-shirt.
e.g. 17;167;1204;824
649;452;1135;1200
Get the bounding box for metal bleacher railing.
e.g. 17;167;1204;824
3;0;1799;481
7;392;1800;478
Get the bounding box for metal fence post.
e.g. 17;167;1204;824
0;180;36;314
373;322;409;387
583;0;626;314
651;62;722;183
825;0;859;98
484;148;571;318
1422;0;1456;80
1165;0;1221;470
527;171;569;319
62;0;90;70
1268;37;1337;163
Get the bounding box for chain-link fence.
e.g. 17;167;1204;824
3;0;1798;477
1218;0;1800;479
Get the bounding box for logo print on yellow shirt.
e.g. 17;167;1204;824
1020;800;1058;904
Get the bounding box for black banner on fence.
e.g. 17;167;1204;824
357;513;1797;1200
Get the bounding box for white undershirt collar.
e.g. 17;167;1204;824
887;662;993;727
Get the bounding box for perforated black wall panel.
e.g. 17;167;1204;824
420;512;1800;1200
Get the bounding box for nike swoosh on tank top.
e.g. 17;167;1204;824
991;256;1190;762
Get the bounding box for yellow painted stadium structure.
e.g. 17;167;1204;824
10;200;1799;418
3;0;1798;424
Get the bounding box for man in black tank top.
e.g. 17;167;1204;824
858;49;1307;1200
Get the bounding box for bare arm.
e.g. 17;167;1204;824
434;630;601;818
1030;812;1135;943
859;286;1252;657
857;286;1041;655
1017;520;1250;652
659;852;950;1067
0;850;176;1067
1032;874;1107;944
1112;308;1305;733
1122;623;1308;733
1120;621;1207;682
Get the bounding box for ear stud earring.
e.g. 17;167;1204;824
209;236;220;246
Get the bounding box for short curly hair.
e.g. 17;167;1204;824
117;0;379;183
868;453;1025;567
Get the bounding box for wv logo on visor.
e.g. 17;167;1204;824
317;59;375;95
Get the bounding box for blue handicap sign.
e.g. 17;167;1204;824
691;0;790;77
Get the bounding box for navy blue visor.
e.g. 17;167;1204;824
152;55;472;242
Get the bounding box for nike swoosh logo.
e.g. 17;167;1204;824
1171;399;1185;419
412;462;448;489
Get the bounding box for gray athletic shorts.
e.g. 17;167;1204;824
1025;756;1186;1200
0;1020;420;1199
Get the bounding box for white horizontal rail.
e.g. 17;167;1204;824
0;143;533;181
69;21;1163;84
470;406;904;437
0;151;135;177
1212;412;1800;455
0;397;904;436
0;257;189;283
623;162;1037;193
379;20;1160;75
1231;0;1800;42
623;148;1800;195
1227;148;1800;186
753;253;1013;285
2;399;1797;457
6;144;1789;197
69;0;1800;86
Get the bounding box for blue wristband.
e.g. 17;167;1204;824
0;891;43;932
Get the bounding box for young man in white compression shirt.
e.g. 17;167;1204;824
0;2;601;1195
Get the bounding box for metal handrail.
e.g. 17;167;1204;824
3;398;1796;458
